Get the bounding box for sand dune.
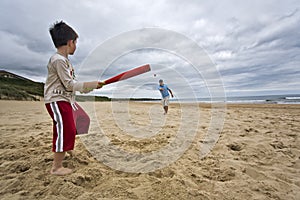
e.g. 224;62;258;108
0;101;299;199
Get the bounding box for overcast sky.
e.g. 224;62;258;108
0;0;299;98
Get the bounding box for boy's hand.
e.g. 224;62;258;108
97;82;105;89
171;94;174;98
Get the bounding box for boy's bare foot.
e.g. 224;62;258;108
50;167;73;176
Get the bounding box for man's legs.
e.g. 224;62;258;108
164;106;168;114
162;96;170;114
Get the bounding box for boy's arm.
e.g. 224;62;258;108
168;88;174;98
54;60;101;92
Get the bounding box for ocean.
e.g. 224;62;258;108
224;95;300;104
172;94;300;104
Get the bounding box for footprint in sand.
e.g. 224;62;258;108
243;167;268;180
270;141;287;149
227;143;243;151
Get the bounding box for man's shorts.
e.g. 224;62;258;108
161;96;170;107
45;101;90;152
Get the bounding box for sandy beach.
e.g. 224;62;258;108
0;100;299;200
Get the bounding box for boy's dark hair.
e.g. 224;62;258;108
49;21;78;48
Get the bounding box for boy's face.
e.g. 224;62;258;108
159;81;164;86
67;39;77;55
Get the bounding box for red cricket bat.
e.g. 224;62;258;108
103;64;151;85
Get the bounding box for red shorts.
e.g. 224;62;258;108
45;101;90;152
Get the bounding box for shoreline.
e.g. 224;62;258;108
1;99;300;108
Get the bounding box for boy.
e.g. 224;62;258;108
44;21;103;175
158;79;173;114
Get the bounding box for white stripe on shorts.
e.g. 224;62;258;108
50;102;64;152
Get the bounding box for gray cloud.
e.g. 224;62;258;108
0;0;299;97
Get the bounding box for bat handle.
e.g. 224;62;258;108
97;81;106;89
